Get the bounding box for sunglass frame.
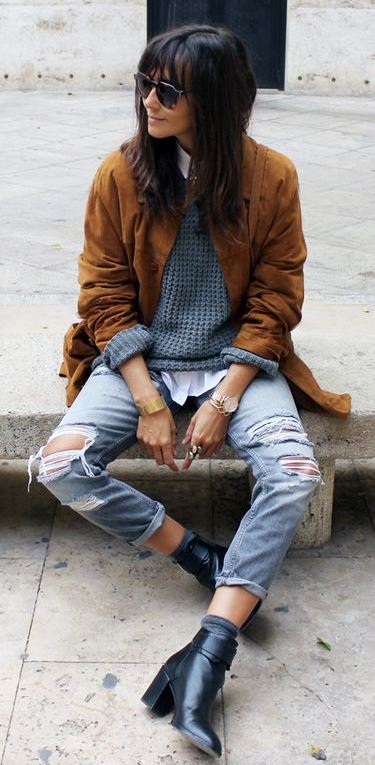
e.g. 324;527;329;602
134;71;188;108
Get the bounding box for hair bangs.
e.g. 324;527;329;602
139;36;190;92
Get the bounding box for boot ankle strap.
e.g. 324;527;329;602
191;629;237;670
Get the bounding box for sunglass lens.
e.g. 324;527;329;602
157;82;177;108
135;74;152;99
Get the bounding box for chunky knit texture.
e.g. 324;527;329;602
102;195;278;376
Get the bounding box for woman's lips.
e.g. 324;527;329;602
148;115;165;123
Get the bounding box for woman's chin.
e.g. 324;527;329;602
147;126;171;140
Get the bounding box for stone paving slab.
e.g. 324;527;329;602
25;512;210;664
2;662;219;765
225;643;363;765
0;558;44;756
240;556;375;765
0;457;374;763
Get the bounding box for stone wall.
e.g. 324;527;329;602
0;0;147;90
286;0;375;94
0;0;374;94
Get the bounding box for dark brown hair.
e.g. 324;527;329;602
122;24;257;239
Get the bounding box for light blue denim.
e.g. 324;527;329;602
28;364;321;604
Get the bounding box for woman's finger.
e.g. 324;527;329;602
143;443;154;457
162;445;179;472
182;417;196;445
152;446;165;466
137;434;153;458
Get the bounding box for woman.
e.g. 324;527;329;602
28;24;350;759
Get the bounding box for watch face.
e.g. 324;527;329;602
224;396;238;413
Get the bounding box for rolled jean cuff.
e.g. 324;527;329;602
215;576;267;602
131;501;166;548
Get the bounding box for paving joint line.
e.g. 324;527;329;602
0;501;58;765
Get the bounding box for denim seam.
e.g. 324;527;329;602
222;478;268;578
224;429;270;576
89;433;138;470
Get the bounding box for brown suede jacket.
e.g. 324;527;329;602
60;134;351;417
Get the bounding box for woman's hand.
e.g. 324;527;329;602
182;400;229;470
137;407;179;472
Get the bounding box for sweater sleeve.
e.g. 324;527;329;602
220;347;278;376
103;325;153;370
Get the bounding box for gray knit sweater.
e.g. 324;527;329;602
102;187;278;378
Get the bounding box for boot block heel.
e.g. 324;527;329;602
141;667;174;716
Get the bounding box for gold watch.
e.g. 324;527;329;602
208;389;239;416
136;394;167;416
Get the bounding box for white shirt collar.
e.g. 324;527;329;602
177;142;191;179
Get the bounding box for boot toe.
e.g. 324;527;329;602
171;720;222;758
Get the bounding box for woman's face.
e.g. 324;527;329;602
142;71;194;154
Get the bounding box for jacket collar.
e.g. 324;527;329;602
241;134;258;201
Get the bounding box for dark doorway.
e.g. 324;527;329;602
147;1;287;90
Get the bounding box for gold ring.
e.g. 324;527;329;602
188;444;203;461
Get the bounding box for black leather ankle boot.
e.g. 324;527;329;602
173;533;227;592
141;627;237;758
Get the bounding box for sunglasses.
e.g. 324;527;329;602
134;71;190;109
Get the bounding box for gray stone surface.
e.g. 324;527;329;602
0;458;374;763
0;301;374;461
0;558;44;756
2;662;221;765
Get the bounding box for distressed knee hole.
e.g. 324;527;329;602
70;494;104;513
279;456;321;480
28;424;97;489
250;415;311;448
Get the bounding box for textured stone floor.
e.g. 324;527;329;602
0;457;374;765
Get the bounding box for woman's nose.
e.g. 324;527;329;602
144;87;159;109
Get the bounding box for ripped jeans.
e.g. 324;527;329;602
28;365;321;604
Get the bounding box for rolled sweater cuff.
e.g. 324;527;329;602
103;325;153;370
220;347;279;377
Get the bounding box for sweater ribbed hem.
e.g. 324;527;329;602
220;347;279;377
146;355;228;372
103;325;153;370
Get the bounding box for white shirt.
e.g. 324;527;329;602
159;144;227;404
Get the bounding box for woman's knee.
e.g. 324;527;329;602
28;423;99;488
235;411;322;491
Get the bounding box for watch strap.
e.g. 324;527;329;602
208;397;231;416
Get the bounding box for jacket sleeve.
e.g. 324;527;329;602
77;162;145;356
230;156;307;362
